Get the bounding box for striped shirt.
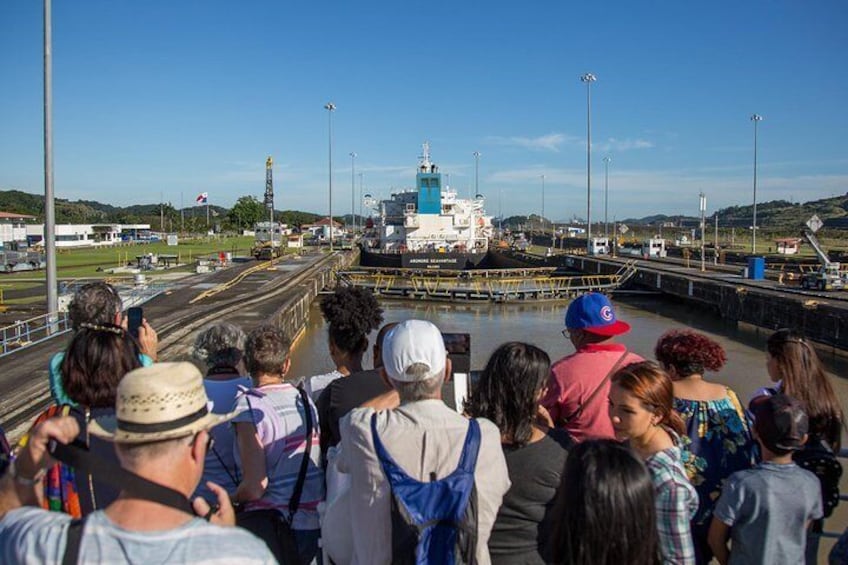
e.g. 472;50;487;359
0;507;275;564
645;444;699;565
232;383;324;530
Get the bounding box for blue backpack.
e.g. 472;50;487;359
371;414;480;565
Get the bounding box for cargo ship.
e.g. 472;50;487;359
359;142;497;270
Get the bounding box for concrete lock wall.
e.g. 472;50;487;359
269;251;357;341
580;256;848;351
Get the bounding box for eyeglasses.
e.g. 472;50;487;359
192;432;214;453
561;329;570;339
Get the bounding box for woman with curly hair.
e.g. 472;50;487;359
655;329;754;565
305;286;384;401
465;342;572;564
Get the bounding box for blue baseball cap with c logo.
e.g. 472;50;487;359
565;292;631;336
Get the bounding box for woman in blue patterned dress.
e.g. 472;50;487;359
655;329;754;565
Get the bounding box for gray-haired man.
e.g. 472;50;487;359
326;319;510;564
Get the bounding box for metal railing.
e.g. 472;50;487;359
0;312;72;357
822;448;848;540
0;280;169;358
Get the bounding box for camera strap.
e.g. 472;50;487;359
48;440;195;516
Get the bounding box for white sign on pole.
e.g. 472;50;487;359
806;215;823;233
618;224;629;234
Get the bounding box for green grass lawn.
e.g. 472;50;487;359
0;235;257;289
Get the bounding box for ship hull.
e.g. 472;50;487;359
359;246;487;270
358;246;533;270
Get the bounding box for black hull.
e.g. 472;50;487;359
358;247;532;270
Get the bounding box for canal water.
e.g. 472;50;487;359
290;295;848;410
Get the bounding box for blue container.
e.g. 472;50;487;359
747;256;765;280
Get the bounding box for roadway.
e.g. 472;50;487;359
0;251;330;441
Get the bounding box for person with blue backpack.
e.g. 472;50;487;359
331;319;510;564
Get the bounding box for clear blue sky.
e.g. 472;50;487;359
1;1;846;222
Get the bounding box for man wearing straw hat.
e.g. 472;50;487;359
0;362;275;564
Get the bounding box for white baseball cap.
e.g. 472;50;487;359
381;320;447;382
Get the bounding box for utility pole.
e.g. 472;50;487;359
714;214;719;265
43;0;58;331
473;151;481;203
349;152;357;234
580;72;597;254
358;172;364;232
699;192;706;272
325;102;336;251
750;114;763;254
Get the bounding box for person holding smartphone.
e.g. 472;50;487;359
49;282;158;406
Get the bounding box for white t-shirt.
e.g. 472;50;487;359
304;370;343;401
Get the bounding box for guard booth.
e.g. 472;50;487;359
589;237;609;256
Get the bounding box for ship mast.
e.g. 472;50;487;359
419;141;432;171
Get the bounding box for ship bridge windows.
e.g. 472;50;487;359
419;177;441;189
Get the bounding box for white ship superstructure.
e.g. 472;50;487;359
365;142;493;253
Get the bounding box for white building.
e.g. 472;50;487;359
26;223;151;248
0;212;36;248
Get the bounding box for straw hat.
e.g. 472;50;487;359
89;362;240;444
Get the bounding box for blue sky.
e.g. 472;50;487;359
1;1;846;222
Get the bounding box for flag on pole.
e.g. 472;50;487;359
195;192;208;205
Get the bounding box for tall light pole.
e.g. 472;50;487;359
699;191;707;272
498;189;503;234
580;73;596;253
540;174;546;239
325;102;336;251
473;151;481;202
603;156;611;240
349;152;357;234
358;172;364;232
43;0;58;330
750;113;763;254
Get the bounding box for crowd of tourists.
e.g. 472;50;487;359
0;281;845;564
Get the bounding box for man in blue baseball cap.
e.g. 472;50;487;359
540;292;642;442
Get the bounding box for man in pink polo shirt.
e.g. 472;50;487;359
541;292;642;442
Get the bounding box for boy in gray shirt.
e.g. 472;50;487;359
708;394;823;565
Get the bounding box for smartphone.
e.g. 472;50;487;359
127;307;143;338
441;333;471;413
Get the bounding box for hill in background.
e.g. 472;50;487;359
2;189;847;233
621;193;848;230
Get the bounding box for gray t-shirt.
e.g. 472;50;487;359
0;506;275;564
714;461;823;565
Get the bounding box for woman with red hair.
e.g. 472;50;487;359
655;330;754;565
609;361;698;565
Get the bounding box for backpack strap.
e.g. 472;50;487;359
371;413;482;479
237;385;314;522
210;443;241;486
286;385;314;523
48;441;195;516
61;516;87;565
455;420;481;474
560;349;630;426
